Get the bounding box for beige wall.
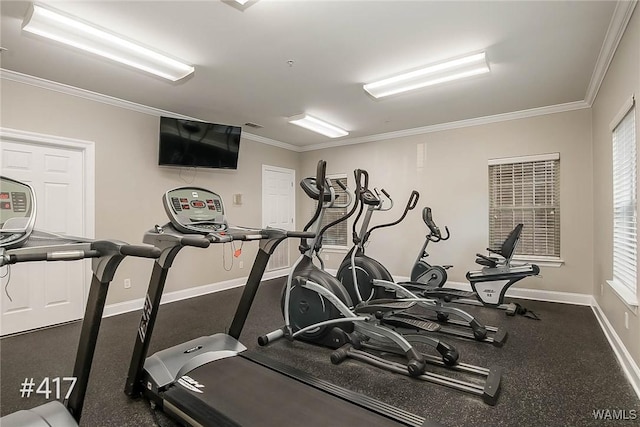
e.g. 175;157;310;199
0;79;301;304
592;7;640;367
300;108;594;297
1;9;637;370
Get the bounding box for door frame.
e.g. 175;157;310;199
261;165;296;270
261;164;296;230
0;127;95;304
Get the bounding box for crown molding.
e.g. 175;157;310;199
299;100;590;152
241;132;301;152
585;0;638;106
1;68;196;119
0;68;300;152
0;58;607;156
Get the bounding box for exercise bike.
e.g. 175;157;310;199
410;207;452;287
407;213;540;316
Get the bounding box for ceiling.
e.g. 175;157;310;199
0;1;625;149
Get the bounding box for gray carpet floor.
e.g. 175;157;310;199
1;277;639;426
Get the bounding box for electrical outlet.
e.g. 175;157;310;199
625;312;629;329
124;278;131;289
324;254;330;261
239;261;244;269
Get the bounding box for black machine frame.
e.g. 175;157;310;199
124;177;438;427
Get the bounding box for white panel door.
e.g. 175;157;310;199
262;165;295;271
0;140;86;335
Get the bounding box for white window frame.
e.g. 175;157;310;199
488;153;564;267
607;96;638;310
318;174;350;252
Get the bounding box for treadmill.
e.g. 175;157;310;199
124;169;440;427
0;176;161;427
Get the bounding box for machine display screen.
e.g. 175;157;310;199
165;187;226;231
0;178;34;230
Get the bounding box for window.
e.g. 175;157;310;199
488;153;560;258
317;175;348;248
612;103;637;298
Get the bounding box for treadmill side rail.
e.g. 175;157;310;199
143;333;246;391
0;401;76;427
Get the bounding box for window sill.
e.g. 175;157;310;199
320;245;349;254
606;280;639;314
513;255;564;268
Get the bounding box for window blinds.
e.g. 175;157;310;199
317;176;349;247
612;106;637;294
488;155;560;257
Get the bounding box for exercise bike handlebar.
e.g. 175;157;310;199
422;207;451;242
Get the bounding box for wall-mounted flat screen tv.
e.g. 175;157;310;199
159;117;241;169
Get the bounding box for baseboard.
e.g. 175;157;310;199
440;280;593;306
103;268;290;318
591;297;640;400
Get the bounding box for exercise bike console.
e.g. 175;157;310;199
163;187;228;235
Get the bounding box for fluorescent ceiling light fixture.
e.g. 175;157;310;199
22;4;194;81
288;114;349;138
233;0;250;4
363;52;490;98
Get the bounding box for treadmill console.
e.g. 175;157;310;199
163;187;228;235
0;176;36;249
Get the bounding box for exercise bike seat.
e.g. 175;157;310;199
353;299;415;314
475;253;499;268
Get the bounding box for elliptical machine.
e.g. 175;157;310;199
260;162;433;375
260;162;502;405
410;207;452;287
335;179;507;346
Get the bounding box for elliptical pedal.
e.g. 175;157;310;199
353;299;415;314
383;315;441;332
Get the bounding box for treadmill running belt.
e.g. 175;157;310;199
162;355;408;427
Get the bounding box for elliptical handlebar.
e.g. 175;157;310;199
303;160;327;233
375;188;394;211
407;190;419;210
363;189;420;244
317;169;362;248
316;160;327;192
355;169;369;192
